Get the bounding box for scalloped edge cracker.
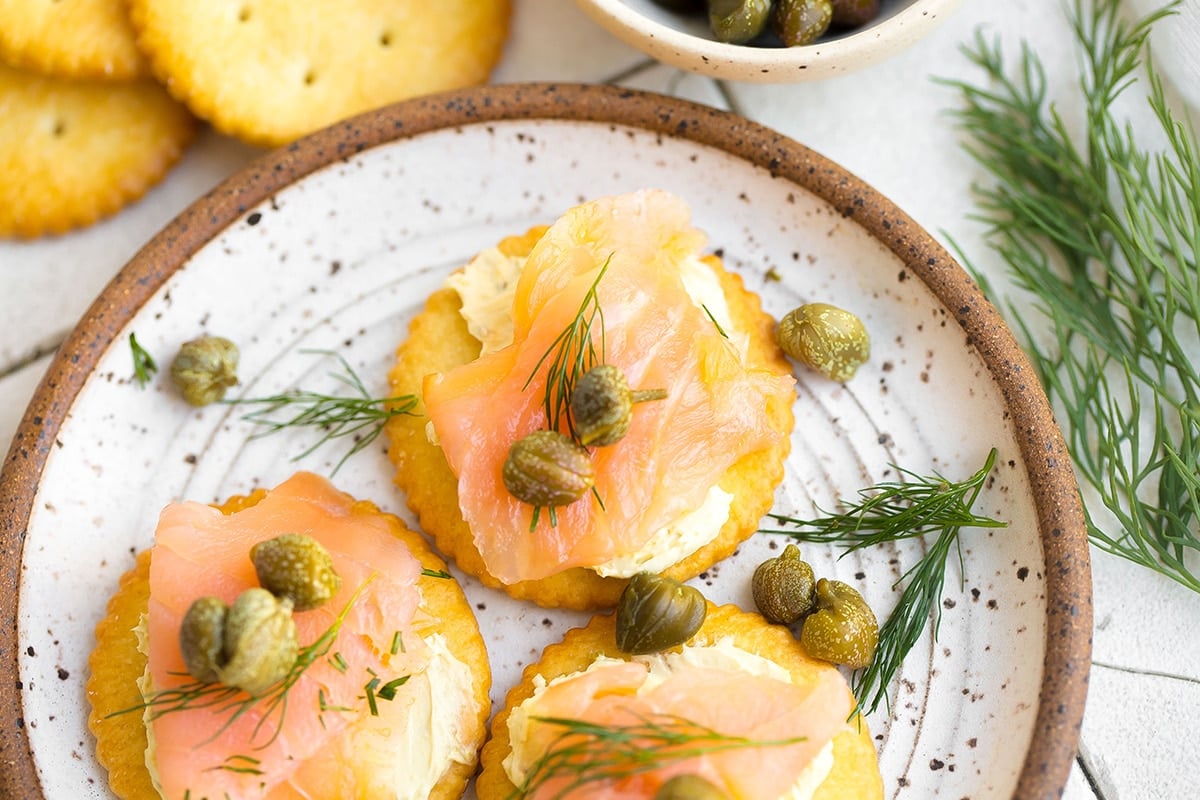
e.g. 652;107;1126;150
0;0;148;79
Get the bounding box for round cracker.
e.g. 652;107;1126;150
0;0;148;79
86;488;491;800
127;0;512;147
0;61;194;239
385;232;794;610
476;604;884;800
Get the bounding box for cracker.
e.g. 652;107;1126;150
127;0;512;147
476;604;884;800
0;0;148;79
86;489;490;800
0;62;194;239
385;231;794;610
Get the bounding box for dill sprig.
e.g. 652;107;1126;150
225;350;418;474
111;577;374;748
763;449;1005;716
129;333;158;388
942;0;1200;592
509;712;805;799
523;257;610;439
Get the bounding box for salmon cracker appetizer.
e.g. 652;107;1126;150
0;0;148;79
387;190;796;609
477;604;884;799
86;472;491;800
126;0;512;146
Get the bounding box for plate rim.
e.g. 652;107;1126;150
0;81;1091;799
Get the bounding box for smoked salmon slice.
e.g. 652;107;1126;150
145;472;430;799
423;190;795;584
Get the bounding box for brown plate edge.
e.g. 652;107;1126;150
0;82;1090;800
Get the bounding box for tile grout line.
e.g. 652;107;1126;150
601;58;661;86
713;79;747;117
1091;659;1200;686
0;335;63;381
1076;748;1111;800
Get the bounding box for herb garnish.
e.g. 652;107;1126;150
508;712;805;799
942;0;1200;592
224;350;417;474
420;567;452;580
762;449;1005;715
129;333;158;388
112;577;374;747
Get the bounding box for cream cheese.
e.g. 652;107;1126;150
137;618;477;799
447;247;744;577
503;639;836;800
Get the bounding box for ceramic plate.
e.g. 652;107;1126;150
0;83;1090;799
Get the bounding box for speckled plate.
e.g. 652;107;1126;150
0;83;1090;799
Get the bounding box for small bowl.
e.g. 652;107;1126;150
575;0;964;81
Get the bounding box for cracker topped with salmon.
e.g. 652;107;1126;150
386;190;796;609
86;472;491;800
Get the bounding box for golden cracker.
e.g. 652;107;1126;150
385;233;794;610
0;62;194;239
0;0;148;79
127;0;512;147
476;604;884;800
86;490;491;800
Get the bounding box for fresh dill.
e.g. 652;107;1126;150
508;712;806;799
224;350;418;474
129;333;158;388
762;449;1005;716
111;577;375;748
942;0;1200;592
420;567;452;579
204;755;264;775
701;303;729;339
390;631;404;655
376;675;410;701
329;652;348;673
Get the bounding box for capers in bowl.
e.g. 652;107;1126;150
570;364;667;447
799;578;878;669
773;0;833;46
616;572;707;654
251;533;341;612
751;543;816;624
709;0;773;44
503;429;595;508
776;302;870;382
647;0;880;47
170;335;240;406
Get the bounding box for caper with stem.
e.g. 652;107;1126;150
776;302;870;382
799;578;878;669
831;0;880;27
251;533;341;612
709;0;773;44
503;429;595;508
772;0;834;46
751;543;816;624
655;774;731;800
218;588;298;695
170;335;240;406
615;572;707;655
570;364;667;447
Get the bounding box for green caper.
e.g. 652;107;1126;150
251;533;341;612
751;544;816;624
799;578;879;669
219;588;298;695
772;0;834;46
179;596;228;683
502;430;594;508
775;302;870;382
654;774;731;800
831;0;880;27
570;364;667;447
615;572;707;655
169;335;240;406
708;0;772;44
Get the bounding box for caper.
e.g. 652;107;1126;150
179;596;229;683
799;578;879;669
169;335;240;406
654;774;731;800
219;588;298;695
570;364;667;447
752;544;816;624
649;0;706;11
251;533;341;612
615;572;707;655
775;302;870;382
772;0;834;46
502;430;594;508
831;0;880;27
708;0;772;44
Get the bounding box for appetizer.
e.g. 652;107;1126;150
86;472;491;800
386;189;795;609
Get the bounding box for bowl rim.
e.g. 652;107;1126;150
0;81;1091;799
574;0;966;80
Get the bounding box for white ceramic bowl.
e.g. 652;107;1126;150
575;0;963;81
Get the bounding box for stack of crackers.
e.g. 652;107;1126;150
1;0;511;239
